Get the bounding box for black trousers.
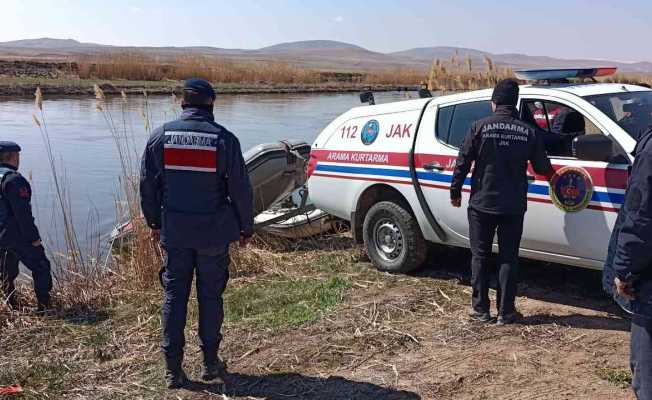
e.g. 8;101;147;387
0;243;52;306
632;315;652;400
161;245;230;362
468;208;524;316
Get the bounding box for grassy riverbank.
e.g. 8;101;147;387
2;53;649;97
0;235;636;399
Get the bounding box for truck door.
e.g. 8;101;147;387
518;96;629;261
414;97;493;241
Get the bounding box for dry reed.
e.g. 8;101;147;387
426;56;513;92
77;53;323;85
31;88;106;309
75;52;425;87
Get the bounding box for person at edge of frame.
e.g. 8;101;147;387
140;78;254;389
603;124;652;400
0;141;52;312
449;79;554;326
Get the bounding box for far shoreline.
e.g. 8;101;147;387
0;77;421;97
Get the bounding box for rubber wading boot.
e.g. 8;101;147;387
36;297;51;314
165;357;189;389
201;356;227;384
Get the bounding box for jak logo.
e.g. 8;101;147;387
361;120;380;146
550;166;593;213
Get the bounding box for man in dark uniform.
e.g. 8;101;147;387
0;141;52;311
620;100;652;141
140;79;253;389
450;79;553;325
603;126;652;399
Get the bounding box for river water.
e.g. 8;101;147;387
0;91;415;254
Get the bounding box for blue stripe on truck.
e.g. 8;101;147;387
315;163;624;206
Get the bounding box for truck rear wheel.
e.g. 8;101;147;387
362;201;427;273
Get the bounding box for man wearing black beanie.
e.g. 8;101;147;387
140;78;253;388
450;78;554;325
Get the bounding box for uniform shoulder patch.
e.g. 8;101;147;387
18;186;30;199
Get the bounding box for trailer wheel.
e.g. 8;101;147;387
362;201;427;273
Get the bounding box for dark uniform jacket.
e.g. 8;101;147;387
450;105;553;215
140;107;254;249
603;127;652;319
0;164;41;247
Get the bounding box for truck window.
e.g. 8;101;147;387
521;100;606;158
446;101;493;148
436;105;454;142
584;91;652;141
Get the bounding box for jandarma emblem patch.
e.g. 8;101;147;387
361;120;380;145
550;166;593;212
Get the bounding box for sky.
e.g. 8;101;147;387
1;0;651;62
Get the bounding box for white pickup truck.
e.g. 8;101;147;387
307;68;652;272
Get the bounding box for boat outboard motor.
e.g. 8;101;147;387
244;140;311;216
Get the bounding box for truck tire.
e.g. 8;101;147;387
362;201;427;273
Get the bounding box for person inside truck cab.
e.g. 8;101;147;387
620;100;652;140
522;102;591;158
587;92;652;141
450;79;554;325
550;110;586;157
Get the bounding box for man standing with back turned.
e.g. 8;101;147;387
603;124;652;399
140;79;253;388
0;141;52;311
450;79;553;325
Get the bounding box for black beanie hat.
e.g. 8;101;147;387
491;78;519;106
183;78;216;100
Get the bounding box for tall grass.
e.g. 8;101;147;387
31;89;106;309
74;52;516;90
6;51;652;92
77;53;323;85
426;56;513;92
75;52;424;86
603;73;652;86
91;85;165;290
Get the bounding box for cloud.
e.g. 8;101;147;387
333;16;344;23
130;7;142;13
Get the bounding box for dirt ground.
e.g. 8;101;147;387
0;239;635;399
174;245;634;400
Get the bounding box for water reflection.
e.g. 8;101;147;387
0;91;417;253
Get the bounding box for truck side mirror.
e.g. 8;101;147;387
572;135;614;162
418;88;432;98
360;91;375;105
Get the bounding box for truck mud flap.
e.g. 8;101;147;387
409;101;447;242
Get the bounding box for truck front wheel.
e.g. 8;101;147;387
362;201;427;273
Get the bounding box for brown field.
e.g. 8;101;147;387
0;235;635;400
0;52;650;97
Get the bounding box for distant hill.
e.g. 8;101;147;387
259;40;368;53
1;37;651;74
0;38;102;49
391;46;490;61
